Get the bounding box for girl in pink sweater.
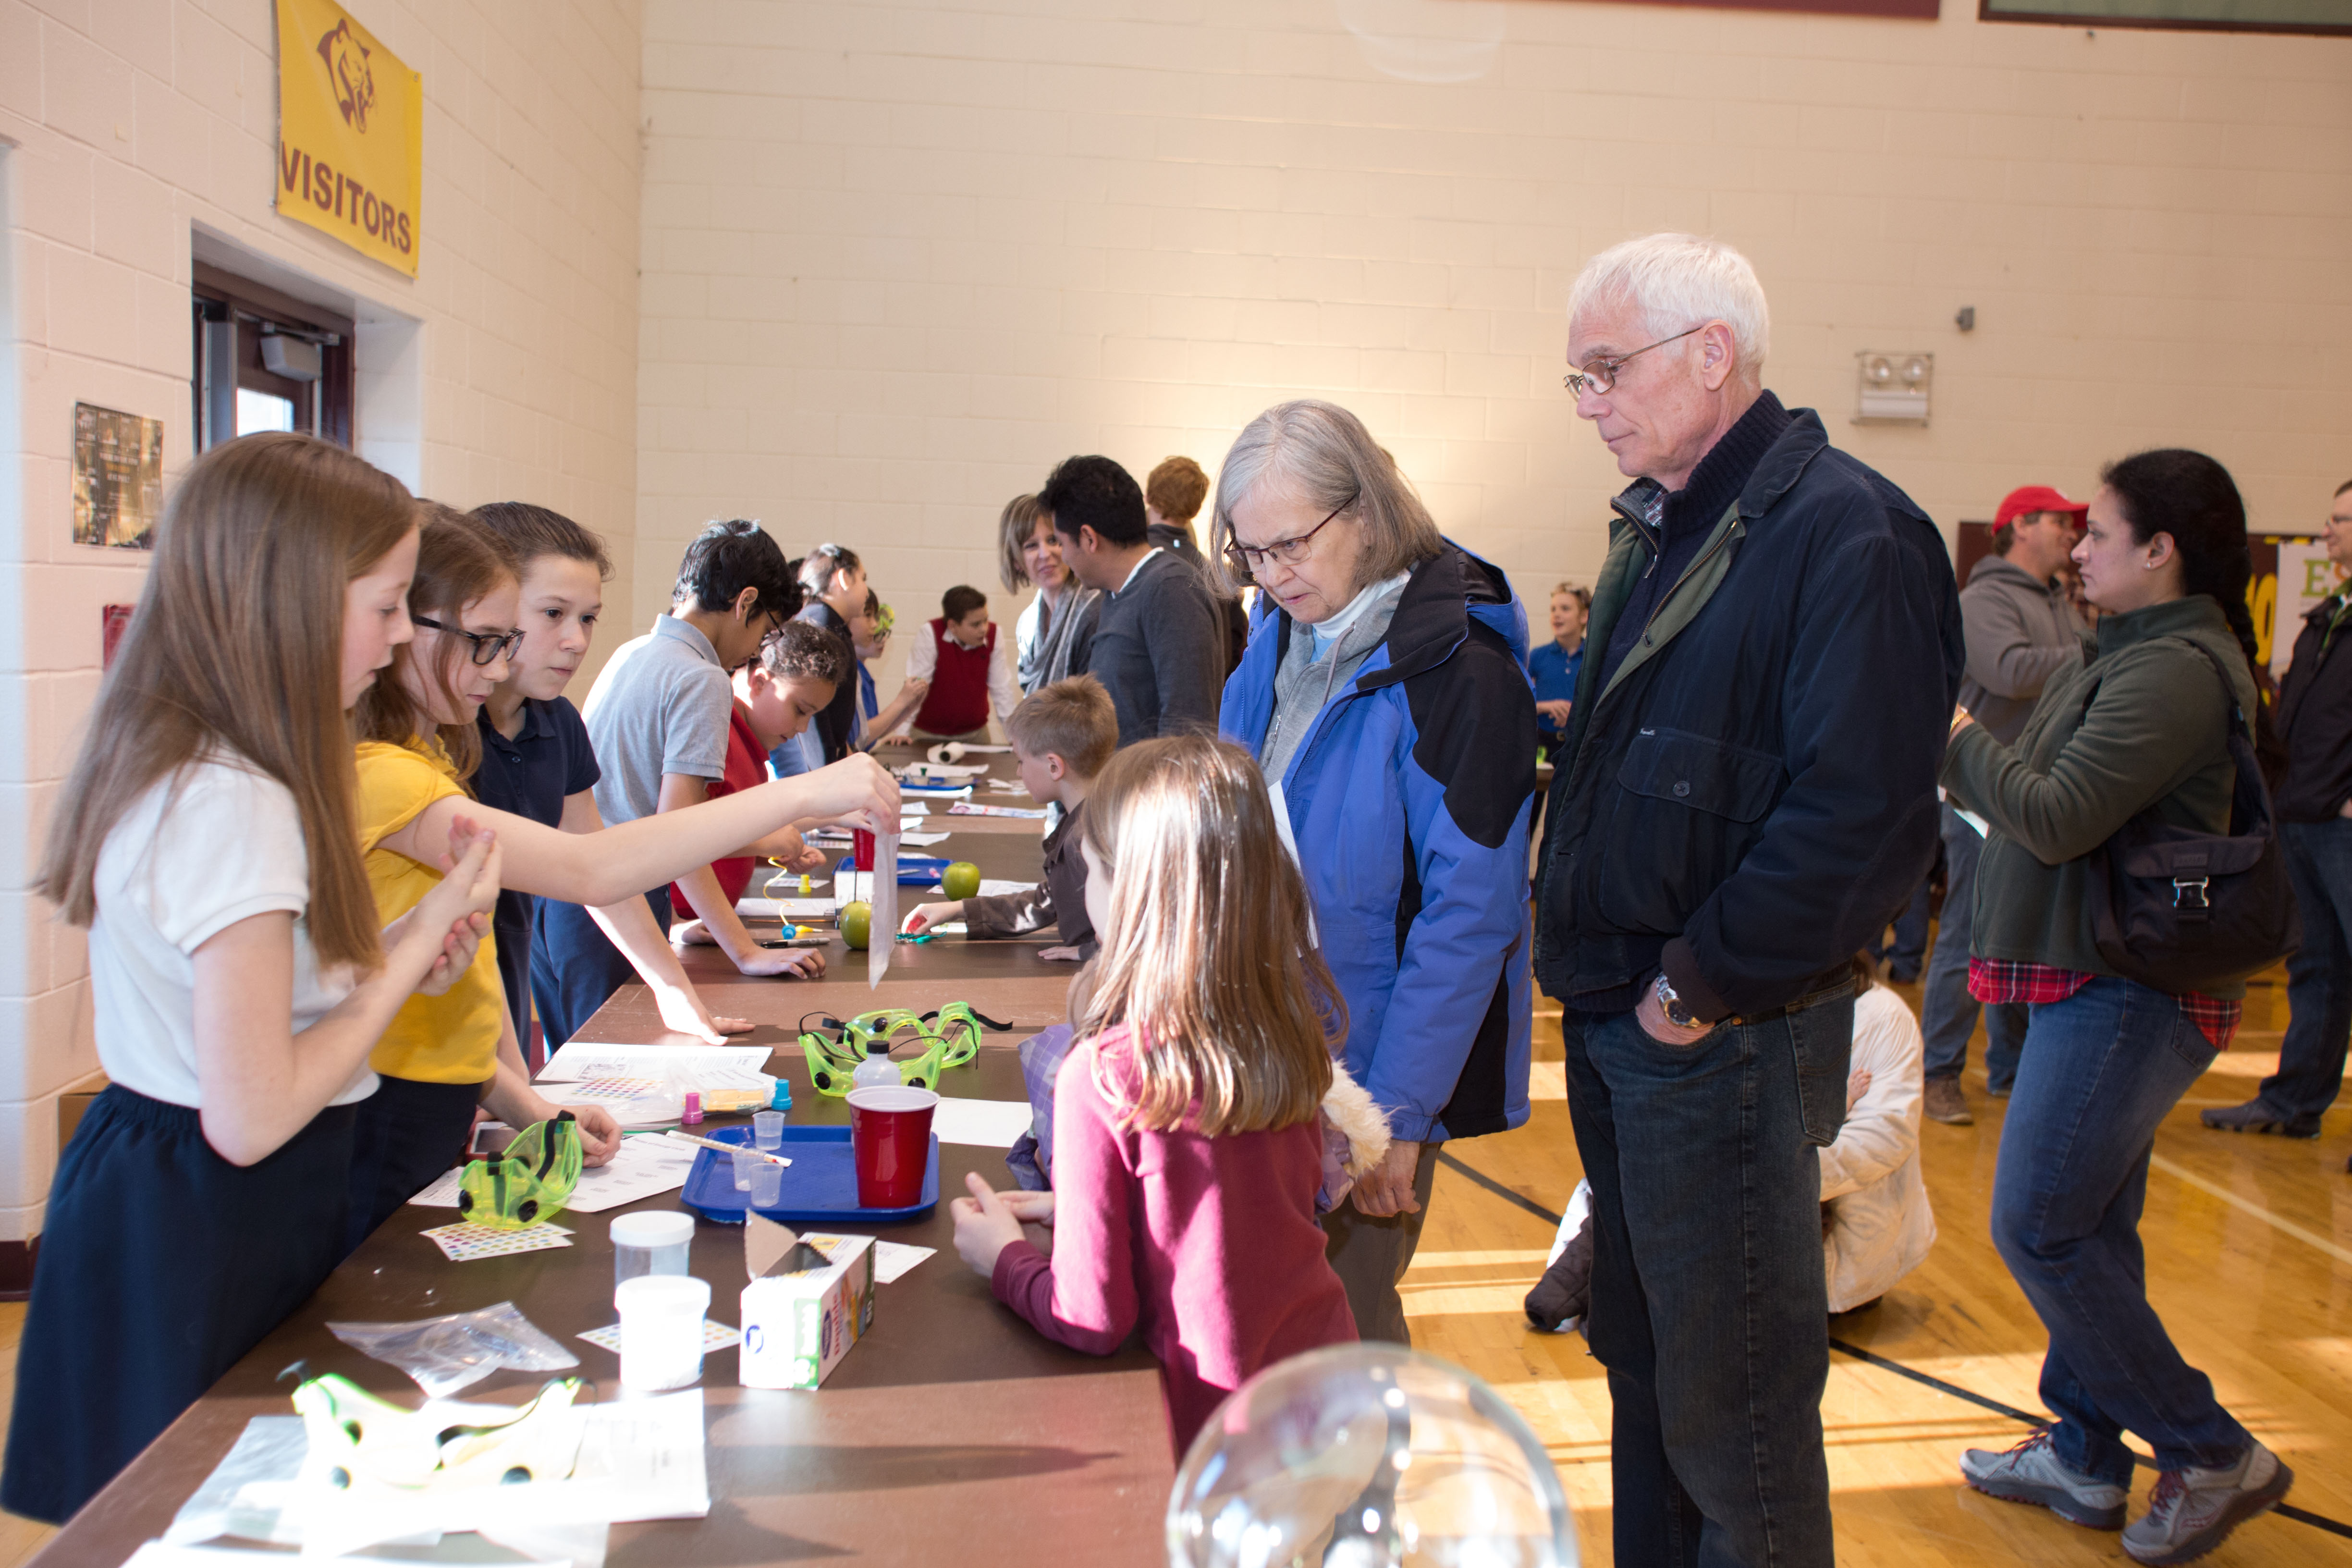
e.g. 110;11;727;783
950;735;1360;1454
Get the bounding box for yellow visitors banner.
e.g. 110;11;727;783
274;0;421;276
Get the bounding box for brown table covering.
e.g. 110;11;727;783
29;752;1172;1568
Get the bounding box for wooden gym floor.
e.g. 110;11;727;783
1411;965;2352;1566
0;969;2343;1567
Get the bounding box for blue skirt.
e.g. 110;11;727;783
0;1085;355;1524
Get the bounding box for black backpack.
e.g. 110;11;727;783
2086;640;2301;993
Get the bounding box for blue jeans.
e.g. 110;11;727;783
1562;985;1851;1568
1922;804;2026;1088
1993;977;2250;1482
2258;819;2352;1120
1866;875;1932;977
531;888;670;1050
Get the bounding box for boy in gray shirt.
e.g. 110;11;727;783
531;519;809;1045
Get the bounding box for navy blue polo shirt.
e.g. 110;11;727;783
474;698;601;1043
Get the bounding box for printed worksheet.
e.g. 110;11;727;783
538;1043;773;1084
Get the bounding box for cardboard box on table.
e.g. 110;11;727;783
737;1214;876;1390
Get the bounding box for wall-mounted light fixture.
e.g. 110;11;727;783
1855;352;1932;425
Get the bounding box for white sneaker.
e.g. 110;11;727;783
1960;1431;2127;1530
2122;1441;2292;1565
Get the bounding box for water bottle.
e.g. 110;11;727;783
851;1043;898;1091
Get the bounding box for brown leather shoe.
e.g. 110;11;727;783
1923;1077;1973;1126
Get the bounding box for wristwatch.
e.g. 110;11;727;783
1653;972;1704;1031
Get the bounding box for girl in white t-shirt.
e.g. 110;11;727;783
1;434;501;1526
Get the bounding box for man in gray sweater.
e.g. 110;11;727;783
1044;454;1224;746
1921;485;2091;1124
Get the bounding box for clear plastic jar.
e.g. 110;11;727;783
611;1210;695;1290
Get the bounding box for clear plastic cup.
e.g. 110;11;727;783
611;1210;694;1289
615;1274;710;1391
748;1158;784;1209
751;1110;785;1150
732;1148;760;1191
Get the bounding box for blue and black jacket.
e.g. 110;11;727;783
1221;543;1537;1143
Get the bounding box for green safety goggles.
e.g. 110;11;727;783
456;1113;581;1228
798;1004;1010;1096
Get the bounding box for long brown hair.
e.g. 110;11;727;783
351;503;518;785
38;433;414;971
1078;736;1340;1135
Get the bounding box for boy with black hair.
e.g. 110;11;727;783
1047;454;1224;747
906;584;1020;740
535;519;810;1044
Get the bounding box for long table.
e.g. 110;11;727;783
31;750;1176;1567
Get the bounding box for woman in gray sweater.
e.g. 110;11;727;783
1940;450;2293;1565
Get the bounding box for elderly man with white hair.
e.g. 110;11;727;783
1532;233;1962;1566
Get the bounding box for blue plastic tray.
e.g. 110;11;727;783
678;1124;939;1224
832;854;953;887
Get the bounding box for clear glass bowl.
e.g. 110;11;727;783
1167;1343;1577;1568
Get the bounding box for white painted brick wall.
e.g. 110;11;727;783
635;0;2352;699
0;0;645;1241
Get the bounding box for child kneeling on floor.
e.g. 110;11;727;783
949;735;1363;1454
900;674;1115;961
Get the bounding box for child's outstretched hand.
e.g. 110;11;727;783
901;901;960;936
950;1170;1048;1277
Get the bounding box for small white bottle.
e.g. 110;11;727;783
850;1043;898;1091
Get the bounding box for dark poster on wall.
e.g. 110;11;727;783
1982;0;2351;33
1616;0;1939;14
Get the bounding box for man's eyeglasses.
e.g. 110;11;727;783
1563;325;1704;398
1222;493;1359;581
412;615;525;667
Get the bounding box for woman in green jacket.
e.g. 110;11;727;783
1941;450;2293;1566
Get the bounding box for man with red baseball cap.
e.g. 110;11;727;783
1918;484;2092;1125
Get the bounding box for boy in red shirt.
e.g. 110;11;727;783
906;585;1019;740
670;621;844;947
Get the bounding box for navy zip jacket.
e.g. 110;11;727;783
1533;404;1964;1021
1222;543;1537;1143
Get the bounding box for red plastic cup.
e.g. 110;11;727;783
853;828;876;871
846;1086;937;1209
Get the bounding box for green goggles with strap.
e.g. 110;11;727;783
455;1113;581;1228
799;1003;1011;1096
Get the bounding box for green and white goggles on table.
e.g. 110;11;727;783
798;1003;1012;1096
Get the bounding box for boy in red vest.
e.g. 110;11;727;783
907;584;1020;740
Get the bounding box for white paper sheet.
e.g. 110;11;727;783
166;1390;707;1560
538;1044;772;1084
928;1098;1035;1148
947;801;1049;819
870;828;900;989
736;896;836;921
871;1239;935;1283
976;880;1033;898
898;831;951;846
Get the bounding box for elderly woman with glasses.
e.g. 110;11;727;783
1212;399;1539;1345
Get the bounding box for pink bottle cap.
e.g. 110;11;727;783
681;1090;703;1126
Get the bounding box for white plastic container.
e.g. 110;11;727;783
751;1110;785;1150
850;1046;898;1092
732;1148;760;1191
615;1274;710;1391
611;1210;695;1289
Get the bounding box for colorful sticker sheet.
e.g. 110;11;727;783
419;1219;574;1262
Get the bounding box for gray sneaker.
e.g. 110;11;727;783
1923;1077;1973;1126
2121;1441;2292;1565
1960;1431;2127;1529
2198;1100;2321;1139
